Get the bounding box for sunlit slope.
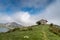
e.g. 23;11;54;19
0;25;60;40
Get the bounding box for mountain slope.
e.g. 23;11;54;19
5;22;22;28
0;25;60;40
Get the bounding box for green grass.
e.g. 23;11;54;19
0;25;60;40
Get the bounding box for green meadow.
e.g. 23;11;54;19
0;25;60;40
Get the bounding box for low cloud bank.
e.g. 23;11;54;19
12;12;36;26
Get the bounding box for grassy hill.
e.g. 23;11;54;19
0;25;60;40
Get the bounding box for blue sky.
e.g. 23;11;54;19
0;0;54;14
0;0;60;26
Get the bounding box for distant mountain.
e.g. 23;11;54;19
5;22;22;28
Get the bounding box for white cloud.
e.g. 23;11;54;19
12;12;36;26
0;14;14;23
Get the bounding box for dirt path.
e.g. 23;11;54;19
42;31;48;40
42;26;48;40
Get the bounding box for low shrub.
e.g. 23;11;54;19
49;24;60;35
